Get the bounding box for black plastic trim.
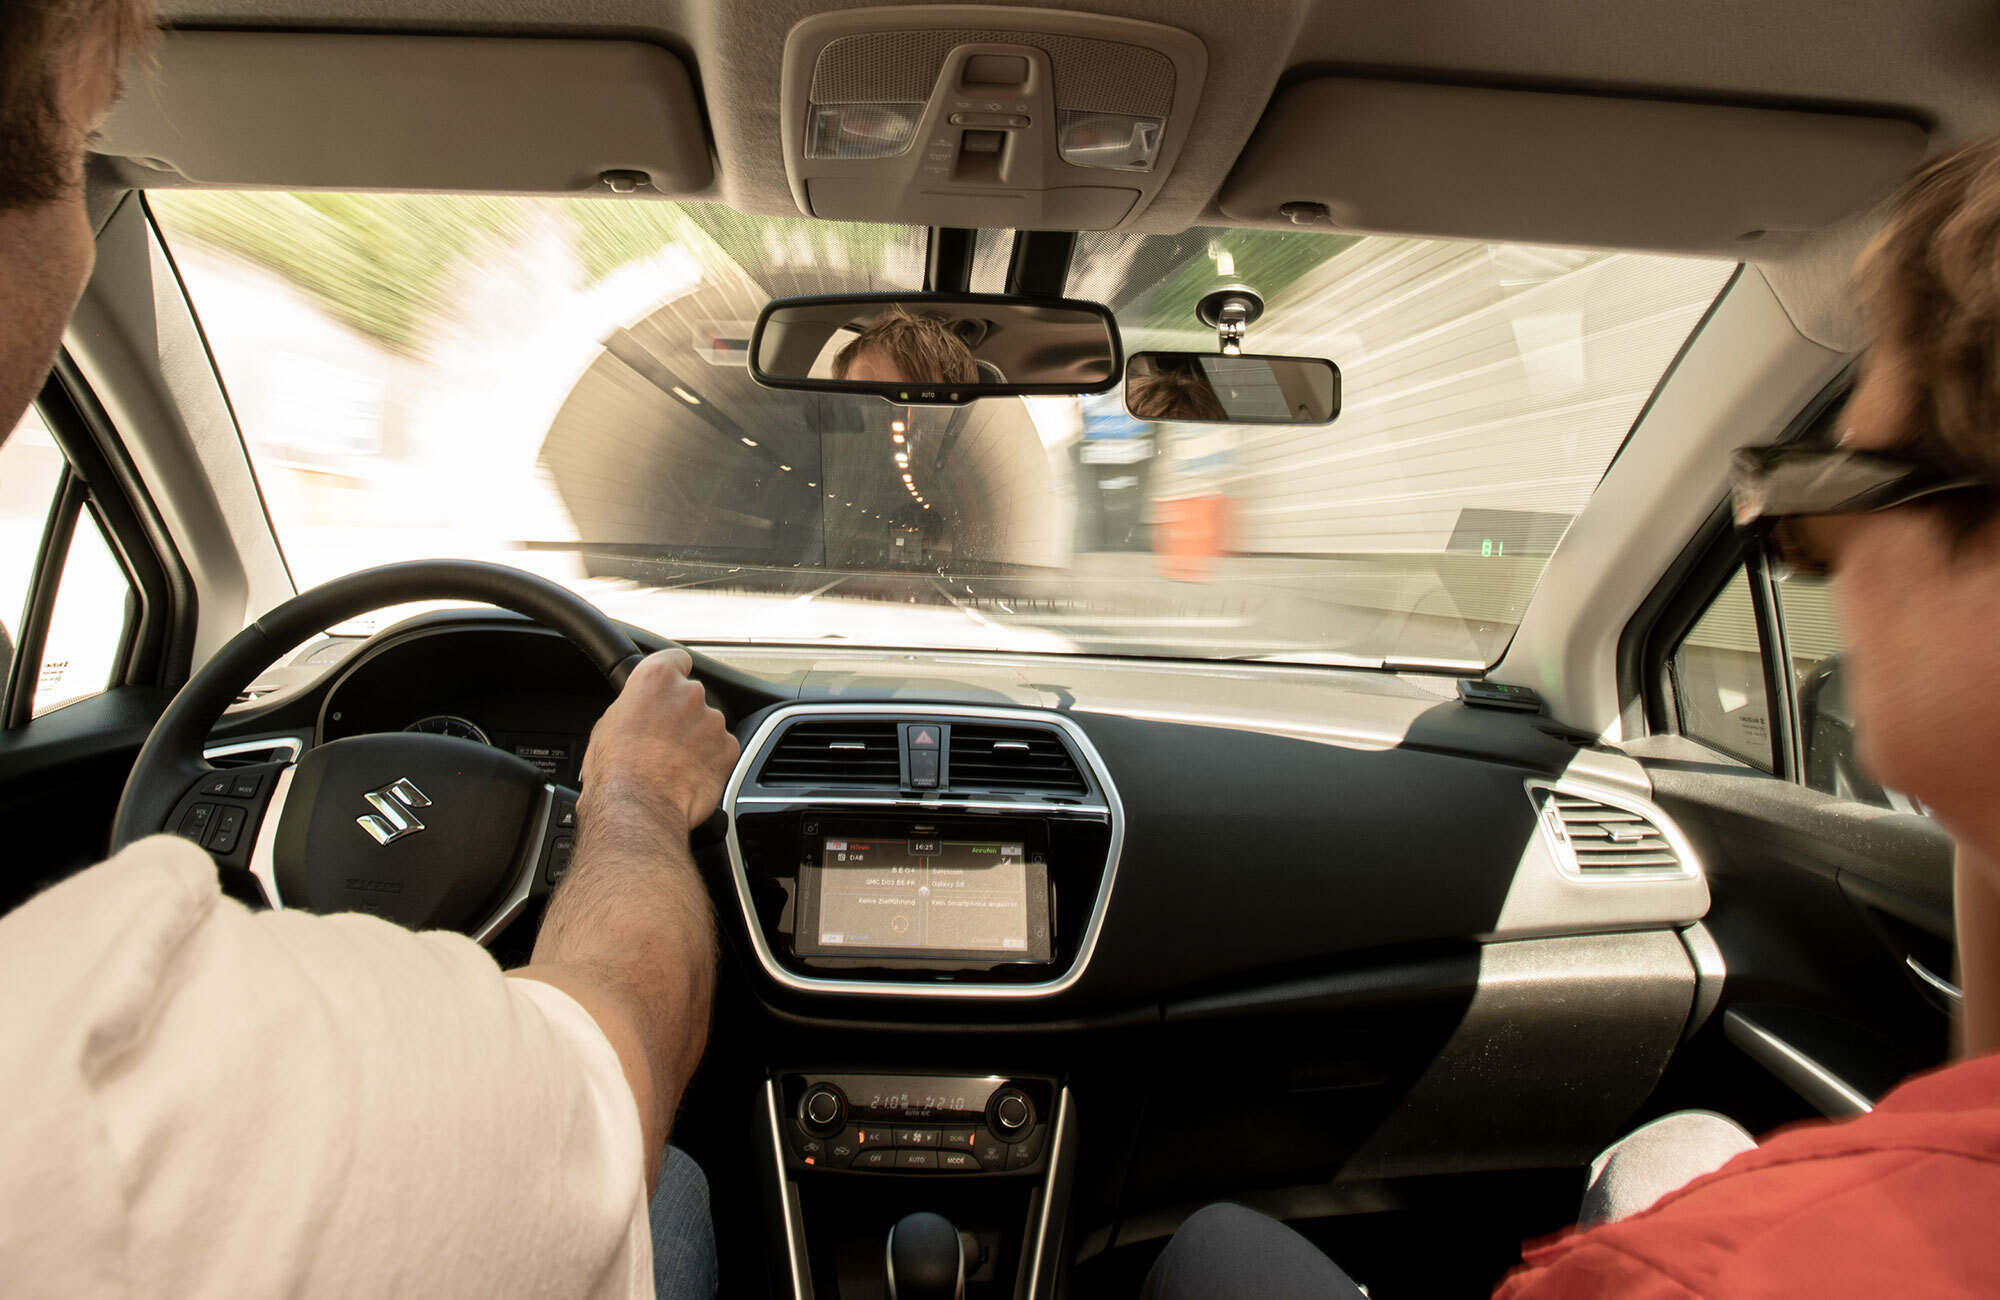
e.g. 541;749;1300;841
1006;230;1076;299
925;227;978;293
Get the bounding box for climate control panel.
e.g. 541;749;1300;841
778;1072;1054;1176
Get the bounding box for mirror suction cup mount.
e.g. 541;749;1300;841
1196;285;1264;356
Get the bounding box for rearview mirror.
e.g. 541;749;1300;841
749;292;1122;406
1123;352;1341;424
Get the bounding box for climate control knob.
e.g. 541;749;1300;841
800;1085;845;1135
991;1089;1032;1136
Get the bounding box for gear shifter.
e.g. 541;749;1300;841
885;1211;964;1300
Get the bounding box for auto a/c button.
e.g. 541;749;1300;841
896;1149;938;1171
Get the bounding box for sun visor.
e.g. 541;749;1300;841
1217;78;1926;253
94;33;711;195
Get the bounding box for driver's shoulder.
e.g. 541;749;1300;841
0;835;227;1073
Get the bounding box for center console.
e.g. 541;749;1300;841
763;1072;1073;1300
723;704;1122;998
728;706;1112;1297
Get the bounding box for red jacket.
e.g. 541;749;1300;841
1494;1053;2000;1298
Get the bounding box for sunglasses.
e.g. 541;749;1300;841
1728;444;1993;575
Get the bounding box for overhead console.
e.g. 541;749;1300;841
724;704;1121;998
1217;76;1926;254
778;6;1208;231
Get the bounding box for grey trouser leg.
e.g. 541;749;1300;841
1141;1203;1368;1300
649;1146;718;1300
1579;1109;1758;1226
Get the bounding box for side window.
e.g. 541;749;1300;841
0;407;138;721
36;510;135;716
1776;572;1909;810
0;409;68;687
1669;565;1774;771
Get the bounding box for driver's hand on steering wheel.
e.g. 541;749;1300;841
577;649;738;840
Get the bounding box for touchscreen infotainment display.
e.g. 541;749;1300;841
795;829;1052;963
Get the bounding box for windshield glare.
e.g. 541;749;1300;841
149;192;1734;666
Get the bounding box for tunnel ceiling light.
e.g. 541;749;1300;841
671;386;702;405
807;481;817;486
827;493;835;498
740;436;758;446
892;433;906;444
891;420;906;433
902;473;912;481
923;503;931;509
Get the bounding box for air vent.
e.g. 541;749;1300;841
758;720;901;786
1537;790;1684;874
948;725;1087;794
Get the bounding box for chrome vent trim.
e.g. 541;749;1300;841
947;724;1088;794
1526;779;1697;881
756;720;901;787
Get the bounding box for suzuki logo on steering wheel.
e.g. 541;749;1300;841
356;778;432;845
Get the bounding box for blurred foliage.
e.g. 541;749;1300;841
1123;227;1360;332
151;191;518;353
153;193;1315;356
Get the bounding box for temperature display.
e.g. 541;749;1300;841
827;1074;1009;1123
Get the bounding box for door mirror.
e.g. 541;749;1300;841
1123;352;1341;424
749;293;1122;405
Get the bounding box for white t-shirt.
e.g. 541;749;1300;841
0;835;652;1298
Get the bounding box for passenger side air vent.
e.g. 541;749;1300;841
1533;787;1685;875
948;725;1088;794
759;721;901;786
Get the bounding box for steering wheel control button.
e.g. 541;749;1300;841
229;773;263;799
205;805;248;855
940;1127;979;1152
991;1089;1032;1134
545;835;575;886
198;775;234;798
556;802;577;830
178;803;218;840
894;1126;941;1148
851;1148;896;1171
938;1151;981;1173
896;1149;939;1171
1005;1125;1048;1170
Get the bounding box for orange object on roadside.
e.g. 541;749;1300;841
1153;495;1231;581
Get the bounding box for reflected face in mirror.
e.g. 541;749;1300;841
751;293;1119;399
831;309;979;386
1123;352;1340;425
1127;368;1229;421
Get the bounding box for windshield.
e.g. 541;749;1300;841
150;193;1734;666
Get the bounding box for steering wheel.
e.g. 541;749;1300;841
112;561;649;942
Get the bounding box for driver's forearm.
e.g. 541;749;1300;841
514;795;716;1173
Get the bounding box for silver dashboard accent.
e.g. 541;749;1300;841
766;1078;811;1300
246;765;297;910
1024;1087;1073;1300
471;783;555;947
722;703;1124;1000
1907;954;1963;1004
203;735;306;765
1724;1008;1875;1118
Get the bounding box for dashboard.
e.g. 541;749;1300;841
207;610;1719;1277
